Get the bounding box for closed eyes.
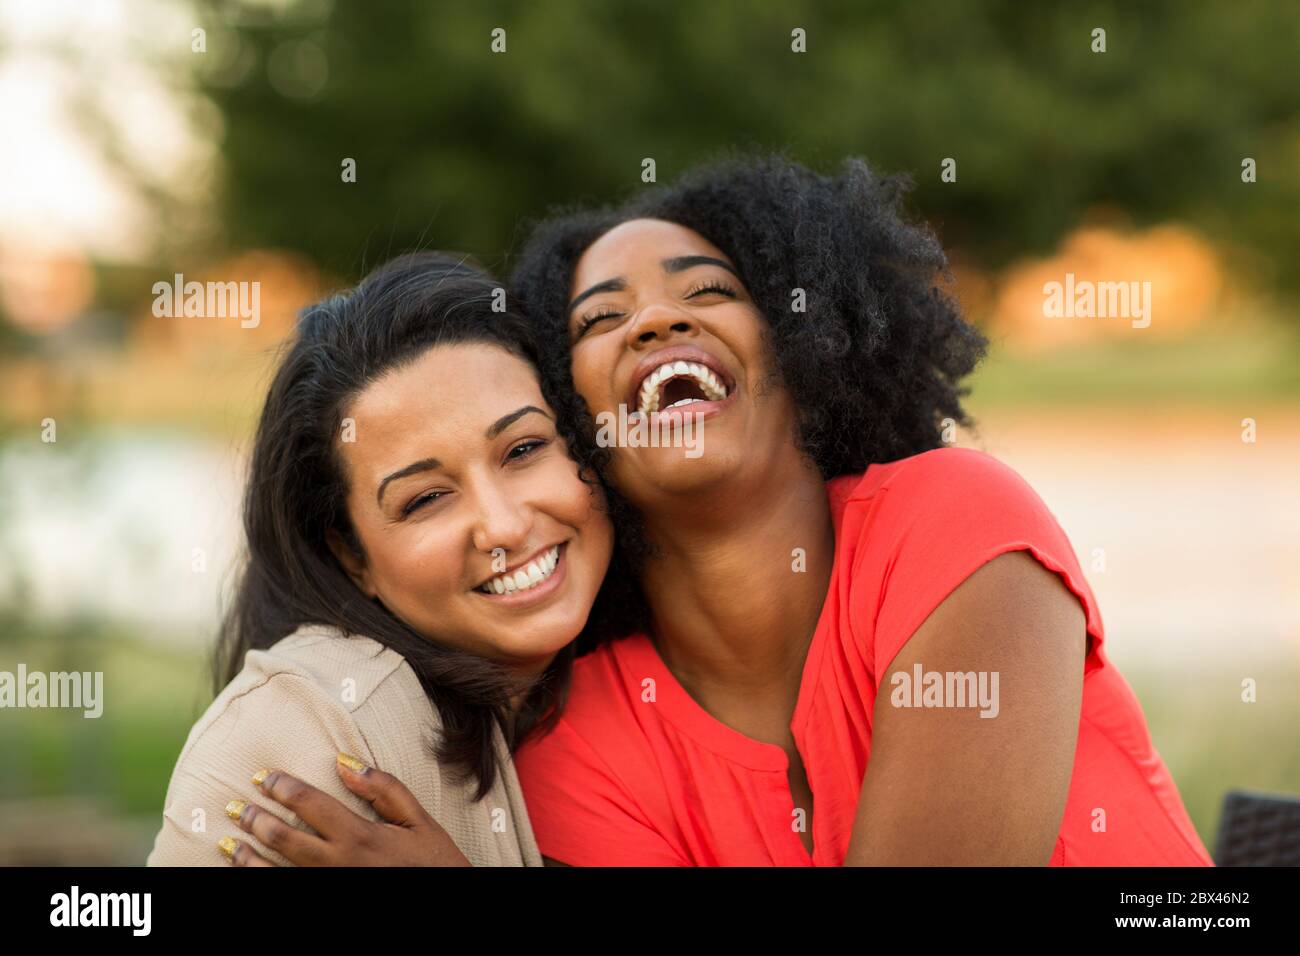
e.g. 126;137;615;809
574;279;739;339
683;278;737;299
575;307;622;337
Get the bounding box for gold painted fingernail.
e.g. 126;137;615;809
337;752;368;773
251;769;269;787
217;836;239;861
225;799;247;821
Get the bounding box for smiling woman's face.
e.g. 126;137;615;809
567;217;800;508
330;342;613;678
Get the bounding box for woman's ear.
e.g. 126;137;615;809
327;528;376;598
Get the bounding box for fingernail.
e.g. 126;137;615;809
337;752;368;774
225;799;247;821
217;836;239;861
251;769;269;788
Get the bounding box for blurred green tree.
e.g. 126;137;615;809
195;0;1300;291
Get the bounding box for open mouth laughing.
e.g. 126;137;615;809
628;347;735;418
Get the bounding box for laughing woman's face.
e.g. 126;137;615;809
330;342;614;679
566;218;801;509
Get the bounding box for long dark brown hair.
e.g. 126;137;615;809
213;251;589;800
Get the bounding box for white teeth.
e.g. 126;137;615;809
636;359;730;415
480;546;561;595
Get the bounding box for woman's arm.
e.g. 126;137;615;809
844;550;1085;866
231;719;689;866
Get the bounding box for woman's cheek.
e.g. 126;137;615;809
563;464;613;567
385;526;462;608
531;455;594;527
569;345;610;413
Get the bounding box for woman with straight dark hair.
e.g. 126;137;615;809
147;251;613;866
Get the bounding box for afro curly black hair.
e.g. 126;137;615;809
508;152;989;645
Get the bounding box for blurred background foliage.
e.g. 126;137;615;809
193;0;1300;288
0;0;1296;864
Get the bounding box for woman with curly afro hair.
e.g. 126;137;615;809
281;155;1212;868
499;153;1211;867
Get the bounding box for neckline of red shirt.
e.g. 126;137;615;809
609;470;869;774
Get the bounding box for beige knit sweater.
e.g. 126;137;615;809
146;624;542;866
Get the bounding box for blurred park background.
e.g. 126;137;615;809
0;0;1297;864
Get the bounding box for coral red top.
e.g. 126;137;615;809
514;447;1214;866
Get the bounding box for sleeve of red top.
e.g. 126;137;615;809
859;447;1105;678
513;718;689;867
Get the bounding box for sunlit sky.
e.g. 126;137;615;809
0;0;283;261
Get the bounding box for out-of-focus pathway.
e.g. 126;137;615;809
961;404;1300;675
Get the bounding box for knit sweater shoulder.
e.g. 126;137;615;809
146;623;541;867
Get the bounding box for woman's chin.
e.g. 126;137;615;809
616;442;749;498
491;605;585;661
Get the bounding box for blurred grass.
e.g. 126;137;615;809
3;621;1297;860
968;322;1300;409
0;626;211;818
1126;666;1300;851
4;320;1300;438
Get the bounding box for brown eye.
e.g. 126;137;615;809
506;439;547;462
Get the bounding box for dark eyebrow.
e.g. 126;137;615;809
377;458;441;506
567;278;626;316
567;256;741;318
486;405;552;439
661;255;740;279
375;407;553;506
375;408;552;507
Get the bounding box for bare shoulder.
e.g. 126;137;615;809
959;549;1088;627
848;550;1087;865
